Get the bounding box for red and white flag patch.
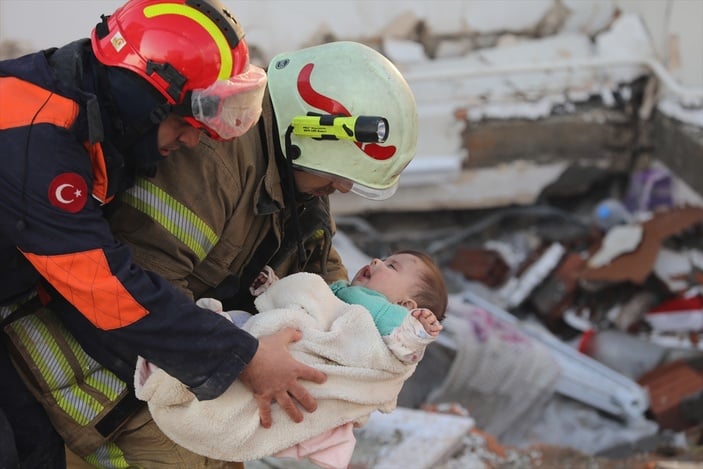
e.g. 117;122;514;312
48;172;88;213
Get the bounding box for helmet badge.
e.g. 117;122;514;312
110;32;127;52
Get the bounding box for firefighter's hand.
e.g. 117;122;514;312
238;327;326;428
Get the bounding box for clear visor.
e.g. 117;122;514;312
351;181;398;200
191;64;267;140
295;166;399;201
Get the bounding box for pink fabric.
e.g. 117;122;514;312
274;422;356;469
135;356;158;389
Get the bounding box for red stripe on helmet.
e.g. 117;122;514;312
297;63;396;161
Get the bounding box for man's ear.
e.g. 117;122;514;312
398;298;417;310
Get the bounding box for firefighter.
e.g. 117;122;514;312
0;0;328;466
58;41;420;466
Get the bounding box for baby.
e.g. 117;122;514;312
250;249;446;363
135;250;448;468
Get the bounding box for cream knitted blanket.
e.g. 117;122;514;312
134;272;416;461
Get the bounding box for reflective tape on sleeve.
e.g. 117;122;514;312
5;309;127;426
121;178;219;261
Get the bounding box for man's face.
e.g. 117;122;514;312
351;253;424;304
157;114;202;156
292;169;352;197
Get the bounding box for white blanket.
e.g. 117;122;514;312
134;272;417;461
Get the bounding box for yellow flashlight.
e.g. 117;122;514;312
291;114;389;143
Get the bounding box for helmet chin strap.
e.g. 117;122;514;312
97;63;172;174
280;126;306;265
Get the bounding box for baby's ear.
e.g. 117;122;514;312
398;298;417;310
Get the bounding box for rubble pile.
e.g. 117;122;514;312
331;159;703;467
451;163;703;403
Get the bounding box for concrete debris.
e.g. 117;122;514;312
461;289;650;422
531;252;586;326
421;297;561;439
500;242;566;308
579;206;703;284
322;159;703;469
587;224;643;269
448;247;510;287
350;407;474;469
579;328;668;380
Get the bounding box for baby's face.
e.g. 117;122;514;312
351;253;423;304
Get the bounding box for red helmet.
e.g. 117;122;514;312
91;0;266;140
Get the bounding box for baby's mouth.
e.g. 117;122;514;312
359;265;371;280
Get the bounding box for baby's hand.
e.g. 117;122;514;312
412;308;442;337
249;265;279;296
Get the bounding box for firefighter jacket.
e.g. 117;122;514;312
0;40;258;401
108;90;349;305
69;91;348;382
2;88;349;462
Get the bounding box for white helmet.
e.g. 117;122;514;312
267;41;418;200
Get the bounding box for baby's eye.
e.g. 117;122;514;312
388;262;398;270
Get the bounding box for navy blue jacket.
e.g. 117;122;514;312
0;41;257;399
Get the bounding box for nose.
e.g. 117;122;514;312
332;180;353;194
179;126;202;148
369;258;382;270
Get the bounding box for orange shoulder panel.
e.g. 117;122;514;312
0;77;79;130
21;249;149;330
83;142;113;204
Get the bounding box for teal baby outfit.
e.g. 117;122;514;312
329;280;407;336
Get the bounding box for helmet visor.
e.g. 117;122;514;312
350;181;398;200
294;165;399;201
191;64;267;140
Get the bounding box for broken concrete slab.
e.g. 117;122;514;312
350;407;474;469
330;161;567;215
247;407;474;469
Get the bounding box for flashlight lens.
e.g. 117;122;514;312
353;116;389;143
376;120;387;143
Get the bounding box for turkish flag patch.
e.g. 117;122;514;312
48;173;88;213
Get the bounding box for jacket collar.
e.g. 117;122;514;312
254;91;286;216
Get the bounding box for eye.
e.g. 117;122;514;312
388;262;398;271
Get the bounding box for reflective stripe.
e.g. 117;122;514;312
12;315;76;388
122;178;219;261
86;369;126;401
84;442;133;469
3;300;134;461
144;4;233;80
8;312;127;426
0;300;22;319
11;317;98;425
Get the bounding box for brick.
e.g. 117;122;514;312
638;360;703;431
